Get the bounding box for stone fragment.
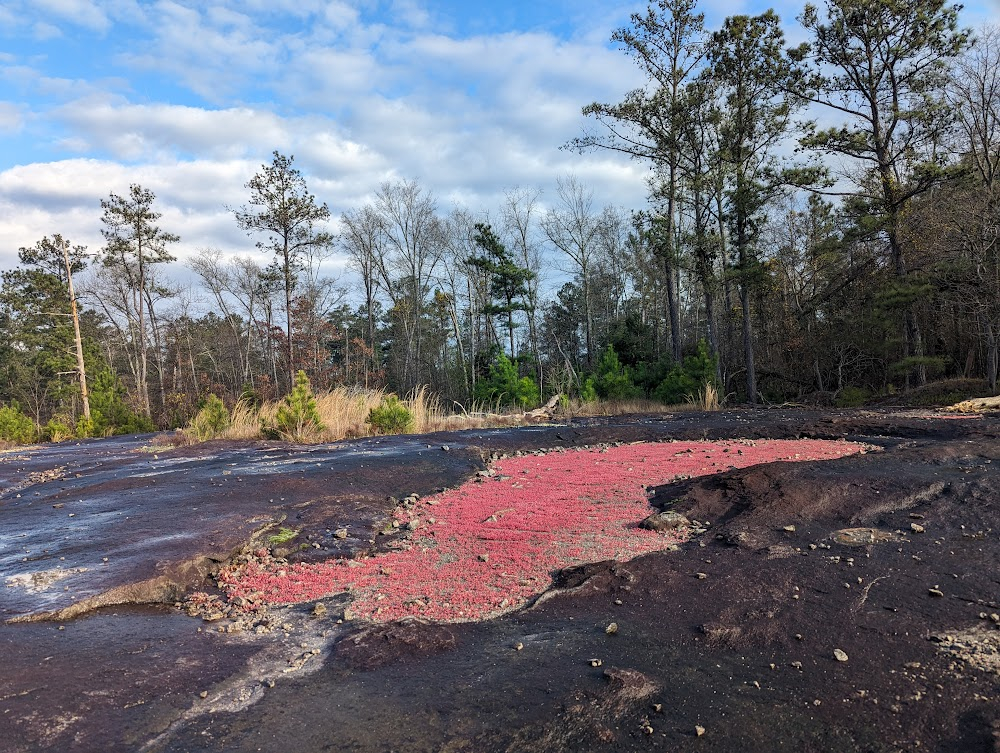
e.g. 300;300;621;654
641;511;690;531
834;648;849;662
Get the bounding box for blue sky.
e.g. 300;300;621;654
1;0;998;274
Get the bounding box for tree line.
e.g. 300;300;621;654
1;0;998;439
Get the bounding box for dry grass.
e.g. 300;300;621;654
178;386;711;446
214;386;505;444
945;395;1000;413
562;398;688;418
690;382;722;411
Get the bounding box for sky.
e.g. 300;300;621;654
1;0;998;278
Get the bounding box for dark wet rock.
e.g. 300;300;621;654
335;620;457;671
601;667;657;705
1;438;484;622
6;410;1000;752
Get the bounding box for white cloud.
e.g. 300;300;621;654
0;102;23;132
388;0;433;31
33;0;110;32
115;1;280;102
53;97;292;160
32;21;63;40
0;0;682;277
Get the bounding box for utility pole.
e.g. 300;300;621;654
61;237;90;421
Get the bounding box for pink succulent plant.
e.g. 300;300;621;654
217;439;867;623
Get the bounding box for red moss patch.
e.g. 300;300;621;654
217;439;868;623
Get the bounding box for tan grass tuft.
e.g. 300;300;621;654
562;398;683;418
691;382;722;411
199;387;692;445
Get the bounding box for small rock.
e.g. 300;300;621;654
782;524;796;532
441;445;450;451
514;642;523;651
478;553;489;562
928;588;944;597
910;523;925;534
199;691;208;699
605;622;618;635
406;519;420;531
695;725;706;737
311;603;327;617
343;608;356;621
641;511;690;531
333;528;348;539
833;648;849;662
590;658;603;667
696;572;708;580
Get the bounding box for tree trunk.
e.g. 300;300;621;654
283;241;294;393
986;320;998;393
740;282;756;403
136;239;150;416
663;168;683;363
61;239;90;421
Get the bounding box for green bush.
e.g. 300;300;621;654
190;394;230;440
579;376;598;403
75;415;95;439
593;345;642;400
890;356;947;379
86;368;154;436
366;395;414;434
268;371;324;440
0;404;36;444
43;416;75;442
834;386;871;408
268;526;298;545
634;356;673;397
654;340;718;405
473;352;539;409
